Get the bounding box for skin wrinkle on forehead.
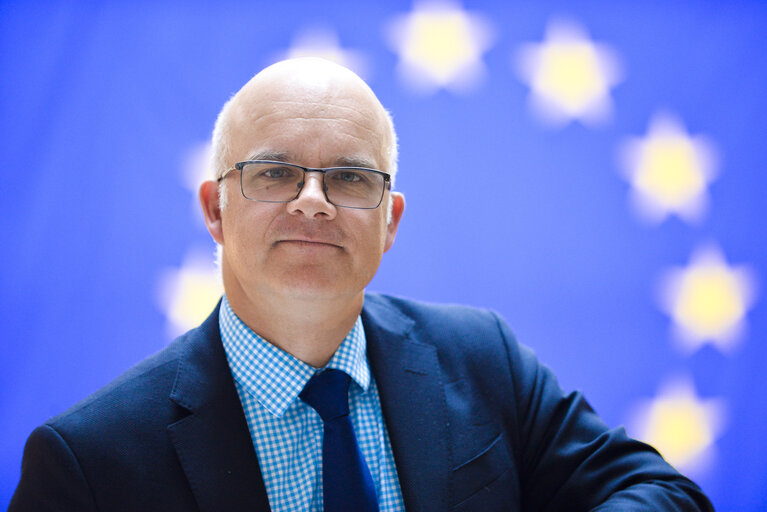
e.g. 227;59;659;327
234;109;387;156
240;83;379;108
239;134;386;172
262;115;382;136
241;115;383;143
258;98;376;112
232;79;390;156
241;100;376;119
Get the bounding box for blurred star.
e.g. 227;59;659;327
281;27;368;78
659;245;757;353
386;0;494;93
157;250;223;339
182;142;212;219
619;113;718;224
514;19;622;126
629;378;725;473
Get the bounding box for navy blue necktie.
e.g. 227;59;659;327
300;369;379;512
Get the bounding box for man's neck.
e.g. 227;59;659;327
224;283;364;368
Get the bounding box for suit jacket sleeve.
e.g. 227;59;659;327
10;424;98;512
495;312;714;511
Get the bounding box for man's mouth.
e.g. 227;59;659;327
276;238;343;249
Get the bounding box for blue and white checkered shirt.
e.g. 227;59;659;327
219;296;406;512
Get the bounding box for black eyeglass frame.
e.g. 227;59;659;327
218;160;392;210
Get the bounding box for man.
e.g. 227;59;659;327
11;58;713;511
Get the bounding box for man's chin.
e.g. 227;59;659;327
264;271;356;302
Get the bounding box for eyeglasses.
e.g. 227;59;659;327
218;160;391;209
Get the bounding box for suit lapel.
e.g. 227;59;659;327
363;295;450;512
167;306;271;512
164;297;450;512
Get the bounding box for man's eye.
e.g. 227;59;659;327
334;171;363;183
261;167;292;179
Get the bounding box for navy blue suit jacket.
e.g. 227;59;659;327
11;294;712;511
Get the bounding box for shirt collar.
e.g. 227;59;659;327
219;295;370;417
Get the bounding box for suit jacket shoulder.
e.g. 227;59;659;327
361;293;713;511
10;305;270;512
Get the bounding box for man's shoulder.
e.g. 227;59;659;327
46;333;187;433
364;292;508;332
363;292;518;360
45;308;222;438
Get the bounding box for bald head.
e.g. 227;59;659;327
210;58;398;193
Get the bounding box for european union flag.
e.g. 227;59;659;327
2;2;765;510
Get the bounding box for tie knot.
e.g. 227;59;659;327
299;369;352;421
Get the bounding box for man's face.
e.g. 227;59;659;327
215;77;403;307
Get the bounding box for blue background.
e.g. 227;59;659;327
2;1;766;510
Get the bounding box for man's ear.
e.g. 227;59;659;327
200;180;224;244
384;192;405;253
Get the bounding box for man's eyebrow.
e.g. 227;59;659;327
245;152;380;170
246;150;291;162
332;156;380;169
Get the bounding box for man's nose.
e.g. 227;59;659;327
286;172;337;219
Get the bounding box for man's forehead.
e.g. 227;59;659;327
220;58;392;172
240;90;379;124
230;104;386;167
225;112;386;170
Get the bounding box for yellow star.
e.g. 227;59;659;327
386;1;494;93
280;27;368;78
619;113;718;223
629;378;725;474
157;250;223;339
515;19;622;126
659;246;757;353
